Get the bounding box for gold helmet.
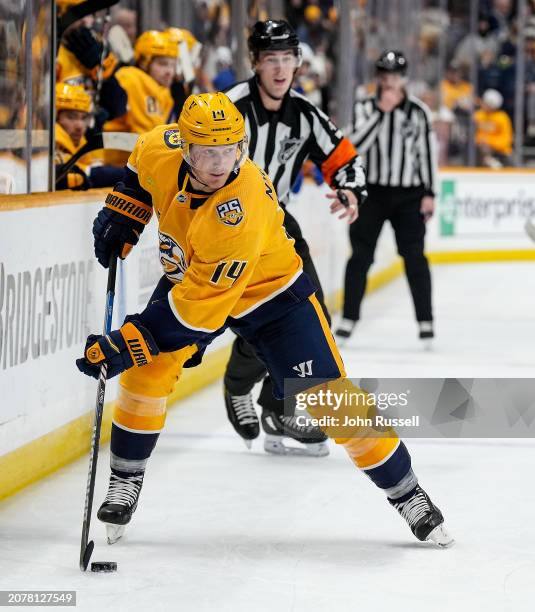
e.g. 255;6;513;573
164;27;202;75
134;30;178;70
178;92;248;169
56;83;92;113
56;0;85;17
164;27;199;50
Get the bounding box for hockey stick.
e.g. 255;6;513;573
79;252;118;571
58;0;119;39
55;131;138;185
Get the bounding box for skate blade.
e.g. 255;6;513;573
426;524;455;548
242;438;253;450
421;338;433;352
105;523;125;545
264;435;329;457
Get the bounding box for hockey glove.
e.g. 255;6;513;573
93;191;153;268
55;163;91;190
76;320;159;379
63;26;103;69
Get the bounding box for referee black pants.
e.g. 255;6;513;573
224;209;331;415
342;185;433;322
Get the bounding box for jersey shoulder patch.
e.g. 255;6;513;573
163;129;181;149
215;198;244;227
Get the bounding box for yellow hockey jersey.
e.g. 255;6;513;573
103;66;174;135
105;124;311;352
55;122;100;171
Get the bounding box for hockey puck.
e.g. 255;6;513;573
91;561;117;573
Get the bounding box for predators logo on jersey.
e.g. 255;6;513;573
159;231;188;282
216;199;244;227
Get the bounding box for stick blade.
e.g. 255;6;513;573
80;539;94;571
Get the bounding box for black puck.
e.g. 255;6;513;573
91;561;117;572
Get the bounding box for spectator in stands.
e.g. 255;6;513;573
474;88;513;167
297;4;331;53
293;42;324;107
110;6;138;45
55;83;124;189
107;6;138;66
441;63;473;112
212;46;236;90
453;13;500;71
165;27;208;103
417;23;442;87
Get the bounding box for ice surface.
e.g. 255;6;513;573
1;262;534;611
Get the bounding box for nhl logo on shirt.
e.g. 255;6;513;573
176;192;187;203
277;137;304;164
216;198;244;226
164;129;181;149
400;120;420;140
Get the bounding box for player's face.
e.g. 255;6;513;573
149;56;175;88
256;50;299;99
57;109;89;147
377;72;405;93
189;143;239;190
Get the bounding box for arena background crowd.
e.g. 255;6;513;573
0;0;534;194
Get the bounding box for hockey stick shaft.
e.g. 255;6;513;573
79;253;118;571
55;134;103;185
55;132;137;186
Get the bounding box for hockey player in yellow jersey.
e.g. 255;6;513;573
55;83;124;189
102;30;176;136
76;93;453;550
56;1;117;88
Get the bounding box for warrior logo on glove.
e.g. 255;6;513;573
77;320;159;379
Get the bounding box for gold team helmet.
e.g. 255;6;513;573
56;0;86;17
56;83;92;114
178;92;248;169
164;27;199;50
134;30;178;70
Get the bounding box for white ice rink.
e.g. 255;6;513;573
1;262;534;611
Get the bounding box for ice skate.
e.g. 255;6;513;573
261;410;329;457
97;471;144;544
418;321;434;351
389;485;454;547
224;388;260;449
334;318;357;346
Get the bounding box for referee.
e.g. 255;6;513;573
335;50;437;345
223;20;368;456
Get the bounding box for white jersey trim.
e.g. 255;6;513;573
233;270;303;319
167;293;218;333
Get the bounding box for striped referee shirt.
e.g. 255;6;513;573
225;77;366;206
351;94;437;195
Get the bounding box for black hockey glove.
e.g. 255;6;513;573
55;163;91;190
63;26;103;69
93;190;153;268
76;319;159;379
